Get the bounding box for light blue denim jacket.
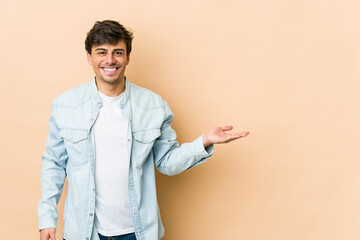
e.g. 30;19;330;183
38;78;214;240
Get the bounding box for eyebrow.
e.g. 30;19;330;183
94;48;125;52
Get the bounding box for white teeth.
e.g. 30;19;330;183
104;68;116;71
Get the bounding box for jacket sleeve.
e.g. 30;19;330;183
37;101;68;230
153;99;214;176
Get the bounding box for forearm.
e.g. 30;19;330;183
38;151;67;230
154;135;214;176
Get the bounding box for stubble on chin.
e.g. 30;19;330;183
98;75;123;85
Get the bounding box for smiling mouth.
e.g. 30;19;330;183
101;67;119;75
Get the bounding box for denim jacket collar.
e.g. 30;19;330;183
90;77;131;109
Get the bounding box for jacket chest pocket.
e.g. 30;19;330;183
132;129;161;165
60;128;89;166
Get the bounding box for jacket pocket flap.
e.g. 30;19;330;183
60;128;88;143
133;129;161;143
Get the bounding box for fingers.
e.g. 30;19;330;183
40;228;56;240
225;131;249;138
225;131;249;142
50;231;56;240
240;131;249;137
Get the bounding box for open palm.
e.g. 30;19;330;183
203;125;249;148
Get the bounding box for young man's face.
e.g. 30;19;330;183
87;40;130;85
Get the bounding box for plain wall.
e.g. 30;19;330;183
0;0;360;239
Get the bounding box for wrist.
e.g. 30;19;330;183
202;134;210;148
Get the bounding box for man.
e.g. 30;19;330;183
38;20;249;240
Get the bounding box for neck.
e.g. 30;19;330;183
95;76;126;97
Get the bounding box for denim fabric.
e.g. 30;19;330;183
98;232;137;240
38;78;214;240
65;233;136;240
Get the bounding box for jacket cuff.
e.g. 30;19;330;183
39;218;57;231
197;135;214;156
189;135;214;167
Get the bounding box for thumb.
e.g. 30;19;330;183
221;125;233;131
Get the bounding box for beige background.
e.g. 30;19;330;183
0;0;360;239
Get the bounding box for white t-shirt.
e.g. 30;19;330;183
94;91;134;236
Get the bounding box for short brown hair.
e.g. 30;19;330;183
85;20;133;55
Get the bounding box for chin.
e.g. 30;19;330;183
100;76;121;84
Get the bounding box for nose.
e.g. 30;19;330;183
105;54;116;65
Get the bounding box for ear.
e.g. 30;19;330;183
126;54;131;65
86;52;92;65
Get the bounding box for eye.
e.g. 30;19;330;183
114;51;124;56
97;51;106;55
